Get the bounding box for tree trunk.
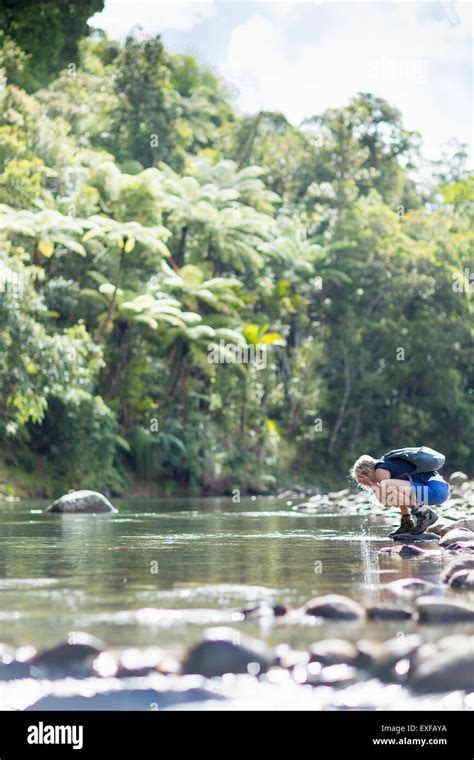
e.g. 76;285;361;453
328;348;351;460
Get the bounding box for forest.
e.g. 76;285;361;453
0;1;473;498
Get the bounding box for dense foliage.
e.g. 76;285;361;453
0;23;472;497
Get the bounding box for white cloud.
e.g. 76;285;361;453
223;3;473;162
90;1;217;37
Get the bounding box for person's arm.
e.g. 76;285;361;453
374;467;391;482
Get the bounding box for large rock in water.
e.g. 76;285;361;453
416;596;474;623
440;557;474;584
439;528;474;548
46;490;117;514
408;636;474;693
181;627;274;677
302;594;365;621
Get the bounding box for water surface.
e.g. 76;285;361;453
0;496;453;654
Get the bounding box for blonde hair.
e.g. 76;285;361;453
350;454;377;481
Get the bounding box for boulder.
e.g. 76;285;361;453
439;517;474;536
448;570;474;590
416;596;474;623
398;544;427;557
428;519;456;537
181;627;274;677
446;541;474;553
385;578;437;596
440;557;474;584
357;635;421;683
449;471;468;487
46;490;118;514
308;638;358;666
408;636;474;693
392;532;439;543
302;594;365;621
30;633;105;678
439;528;474;548
366;605;413;621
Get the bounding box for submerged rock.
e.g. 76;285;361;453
416;596;474;623
398;544;427;557
408;636;474;693
302;594;365;621
182;627;274;677
46;490;118;514
366;605;413;621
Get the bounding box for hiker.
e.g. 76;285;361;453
350;446;449;537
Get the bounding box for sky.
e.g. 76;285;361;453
89;1;473;165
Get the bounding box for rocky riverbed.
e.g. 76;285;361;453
1;476;473;711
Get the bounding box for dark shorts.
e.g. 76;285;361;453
411;479;450;506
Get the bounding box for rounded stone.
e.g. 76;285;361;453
439;529;474;548
45;490;118;514
302;594;366;621
416;596;474;623
449;471;468;487
181;627;273;677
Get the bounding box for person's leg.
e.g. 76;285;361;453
371;479;420;536
372;478;420;513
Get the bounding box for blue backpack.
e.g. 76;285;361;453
381;446;445;476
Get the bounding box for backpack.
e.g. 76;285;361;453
381;446;445;476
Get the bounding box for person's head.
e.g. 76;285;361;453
350;454;377;484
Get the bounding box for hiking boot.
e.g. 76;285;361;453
389;516;415;537
410;507;438;534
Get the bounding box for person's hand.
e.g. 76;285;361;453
357;475;373;486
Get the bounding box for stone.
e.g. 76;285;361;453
398;544;427;557
302;594;366;621
440;557;474;584
446;541;474;552
439;529;474;548
385;578;437;596
448;570;474;590
392;532;439;543
439;518;474;536
366;605;413;621
372;636;422;683
449;471;468;487
181;627;274;677
428;519;456;536
30;633;105;678
308;639;358;666
416;596;474;623
357;635;421;683
45;490;118;514
408;636;474;693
